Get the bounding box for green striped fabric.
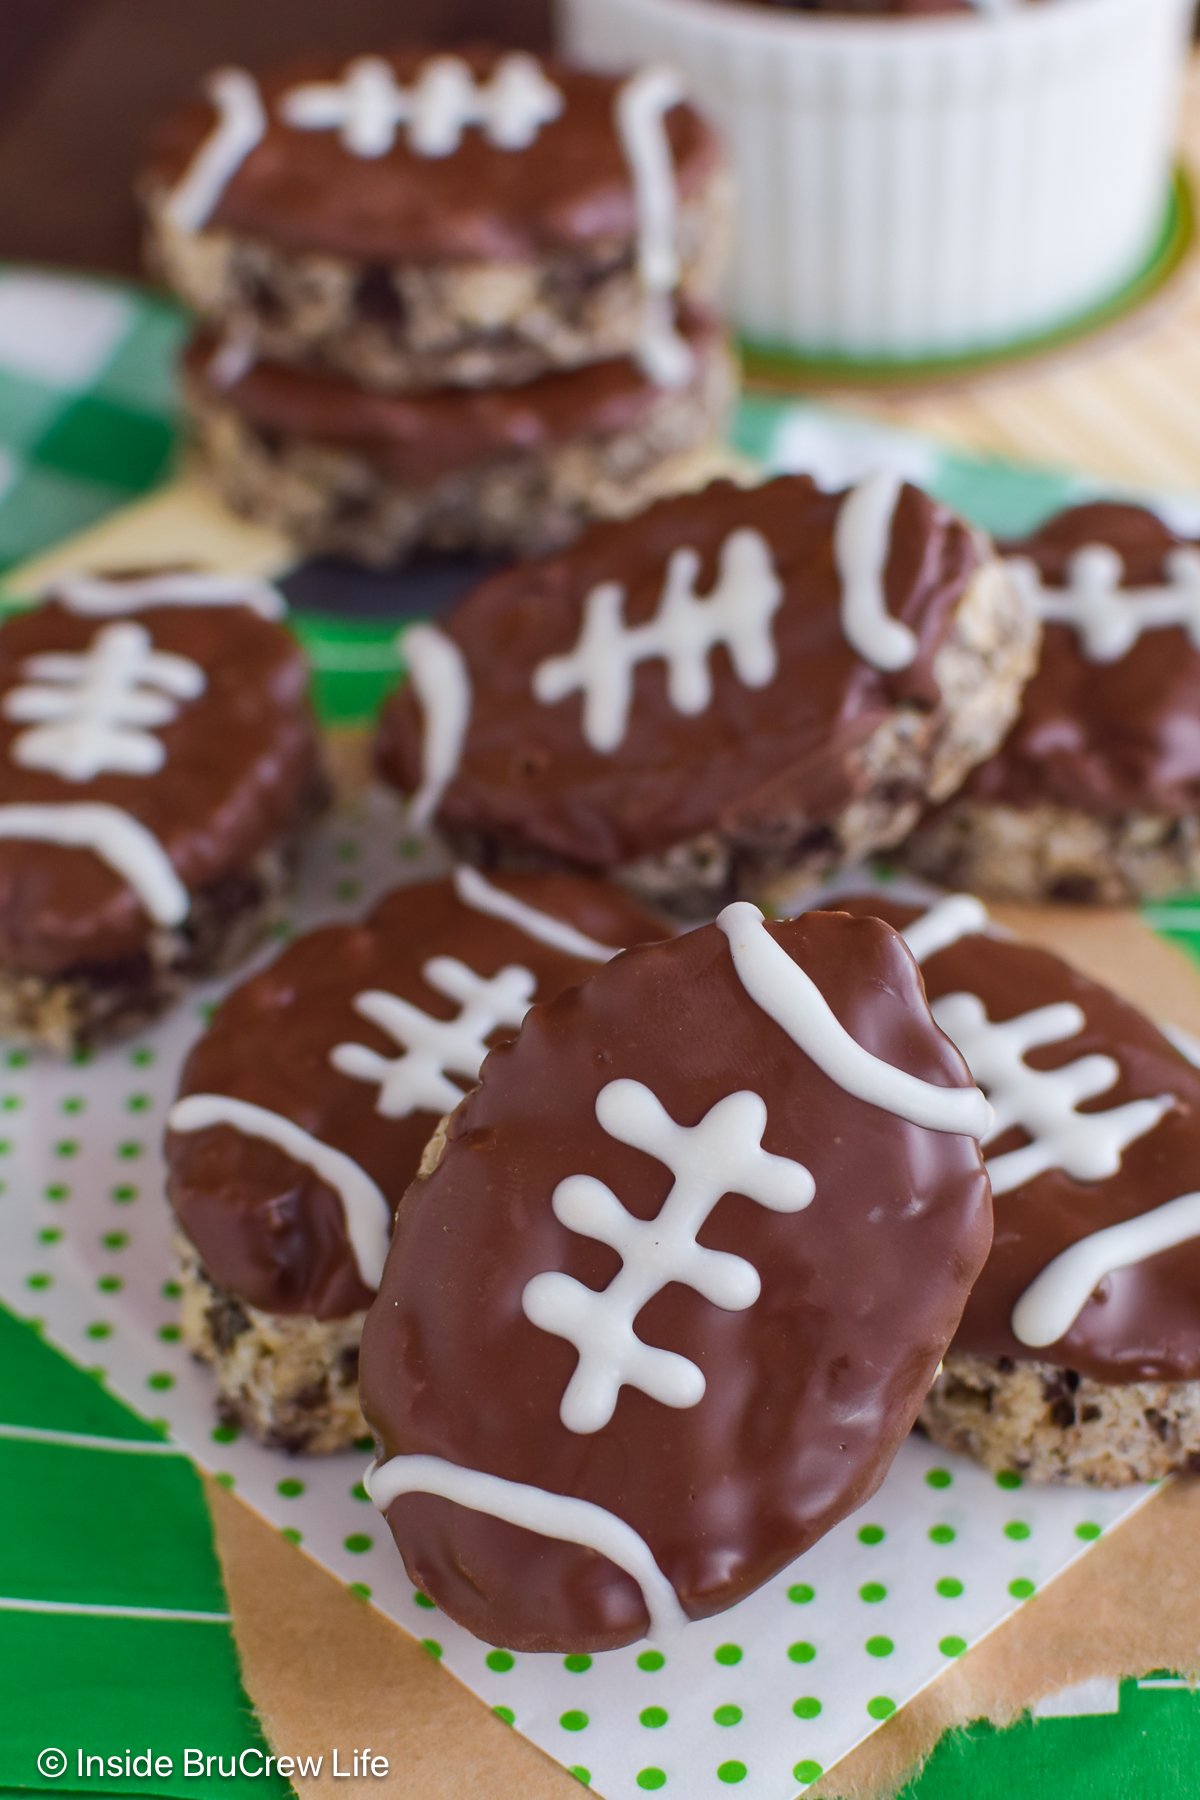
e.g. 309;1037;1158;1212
0;1309;289;1795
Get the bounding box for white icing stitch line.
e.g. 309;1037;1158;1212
281;54;564;159
717;902;992;1139
366;1453;687;1638
615;66;694;389
1009;543;1200;664
0;804;188;926
5;623;205;782
533;529;783;755
330;961;535;1120
1012;1190;1200;1348
404;624;472;831
900;893;990;966
0;1422;182;1455
452;864;617;963
164;67;266;233
834;471;919;673
524;1083;813;1433
54;571;286;620
168;1095;390;1292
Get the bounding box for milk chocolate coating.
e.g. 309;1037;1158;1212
167;872;667;1319
963;503;1200;818
360;910;991;1650
375;476;988;869
836;894;1200;1384
0;591;320;976
145;48;723;266
184;312;723;483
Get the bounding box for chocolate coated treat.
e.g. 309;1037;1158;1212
167;869;668;1323
907;503;1200;902
142;48;730;394
835;892;1200;1385
182;318;736;566
375;473;1036;913
0;573;324;1047
360;904;991;1649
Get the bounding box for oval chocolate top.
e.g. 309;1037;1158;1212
835;891;1200;1383
166;869;668;1320
145;48;723;265
185;311;723;483
0;577;319;976
375;474;989;870
962;502;1200;818
359;905;990;1650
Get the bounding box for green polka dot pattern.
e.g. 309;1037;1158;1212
0;791;1148;1800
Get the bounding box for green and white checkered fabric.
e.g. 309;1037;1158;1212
0;268;184;577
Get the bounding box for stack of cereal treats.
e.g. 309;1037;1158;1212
140;46;736;566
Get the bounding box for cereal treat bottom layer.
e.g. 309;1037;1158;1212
183;323;736;566
922;1351;1200;1488
178;1236;367;1455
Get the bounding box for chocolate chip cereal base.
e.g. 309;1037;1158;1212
360;904;991;1649
375;473;1038;916
835;891;1200;1485
907;502;1200;903
142;49;731;393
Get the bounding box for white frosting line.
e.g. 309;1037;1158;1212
54;571;285;621
452;864;618;963
281;54;564;160
533;528;783;755
403;625;472;832
205;332;257;390
1011;1190;1200;1348
1010;543;1200;664
330;961;536;1120
833;471;919;672
0;804;188;926
0;1596;230;1624
365;1452;686;1638
168;1094;390;1292
930;992;1176;1197
615;66;694;390
901;893;991;965
716;901;992;1139
163;67;266;232
5;623;205;782
523;1082;813;1433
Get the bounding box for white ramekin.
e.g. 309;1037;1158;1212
559;0;1194;364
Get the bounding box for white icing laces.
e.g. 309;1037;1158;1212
4;623;204;782
616;66;694;389
930;993;1176;1199
452;864;617;963
330;960;536;1119
169;1095;390;1293
533;528;783;755
523;1082;814;1433
280;54;564;160
834;471;919;672
1010;543;1200;664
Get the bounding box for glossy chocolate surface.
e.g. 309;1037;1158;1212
360;909;990;1649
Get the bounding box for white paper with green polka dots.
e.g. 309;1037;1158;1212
0;791;1148;1800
